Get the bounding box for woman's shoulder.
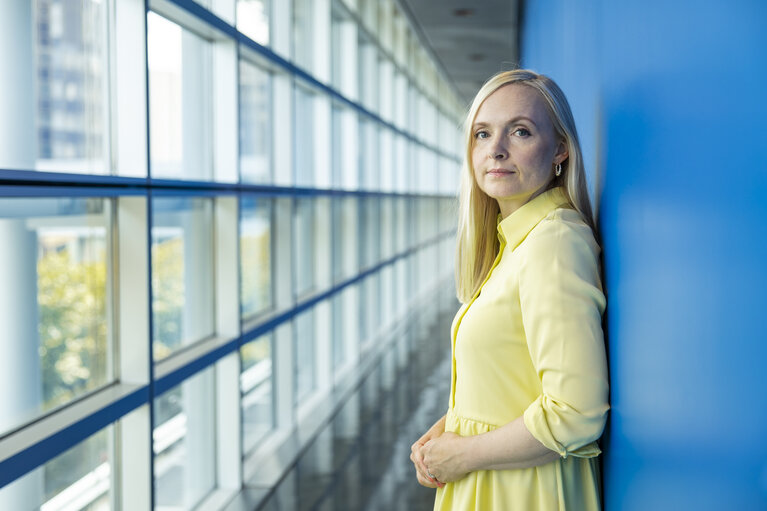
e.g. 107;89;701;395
521;206;600;260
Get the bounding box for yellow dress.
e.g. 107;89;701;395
434;187;609;510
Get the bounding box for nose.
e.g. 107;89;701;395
489;139;508;160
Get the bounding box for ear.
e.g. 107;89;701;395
554;139;569;165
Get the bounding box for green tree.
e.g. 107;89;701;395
152;237;184;359
38;249;107;410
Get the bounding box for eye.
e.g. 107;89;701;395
512;128;531;137
474;130;490;140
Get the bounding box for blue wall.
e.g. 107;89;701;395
522;1;767;509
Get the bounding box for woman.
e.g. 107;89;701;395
410;69;609;510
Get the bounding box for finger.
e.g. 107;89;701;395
416;471;439;489
414;460;443;488
411;455;437;485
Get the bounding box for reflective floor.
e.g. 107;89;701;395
240;306;455;511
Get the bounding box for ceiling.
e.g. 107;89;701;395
398;0;521;106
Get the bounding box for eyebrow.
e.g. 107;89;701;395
472;116;537;129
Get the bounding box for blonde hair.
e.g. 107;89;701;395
455;69;595;303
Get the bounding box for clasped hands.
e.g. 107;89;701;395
410;417;470;488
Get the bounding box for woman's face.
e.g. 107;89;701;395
471;84;567;218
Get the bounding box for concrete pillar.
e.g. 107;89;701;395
0;219;43;507
0;0;36;169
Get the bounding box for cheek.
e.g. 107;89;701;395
470;150;481;176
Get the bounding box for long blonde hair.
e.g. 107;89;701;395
455;69;594;303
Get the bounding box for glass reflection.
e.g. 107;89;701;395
0;427;111;510
240;196;272;320
240;61;271;184
0;197;112;436
294;308;315;404
154;367;216;510
148;12;213;180
151;197;214;360
238;0;270;45
35;0;109;173
241;334;274;452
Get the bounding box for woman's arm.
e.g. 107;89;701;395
421;415;559;482
410;415;447;488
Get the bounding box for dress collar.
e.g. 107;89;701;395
497;187;571;250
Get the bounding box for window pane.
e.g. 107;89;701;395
342;197;358;278
359;119;379;190
294;85;315;187
332;294;344;369
359;198;378;269
152;197;215;360
148;12;213;180
237;0;270;45
294;308;315;404
29;0;109;173
154;367;216;509
239;61;272;184
293;198;315;297
331;13;341;88
240;196;272;320
330;105;343;188
331;198;343;283
292;0;312;70
241;334;273;452
0;427;112;510
0;197;112;436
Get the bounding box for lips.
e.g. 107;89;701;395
487;168;514;176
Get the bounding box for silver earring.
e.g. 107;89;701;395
555;163;562;177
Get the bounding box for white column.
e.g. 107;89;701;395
182;368;215;507
214;197;242;489
311;0;331;84
341;109;359;190
339;19;358;101
181;31;212;180
272;75;293;187
270;0;292;60
182;202;214;344
116;197;151;509
114;0;147;177
0;0;36;169
119;406;151;511
0;220;42;508
314;95;332;189
213;41;238;183
274;323;294;428
380;129;393;191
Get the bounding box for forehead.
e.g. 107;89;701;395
474;84;551;126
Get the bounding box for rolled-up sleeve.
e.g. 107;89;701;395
519;217;609;458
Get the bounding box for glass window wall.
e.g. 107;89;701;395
238;0;270;45
0;427;112;510
240;196;273;321
294;308;316;404
240;61;272;184
241;334;274;452
148;13;213;181
151;197;215;360
293;197;315;298
153;367;217;509
0;197;113;436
